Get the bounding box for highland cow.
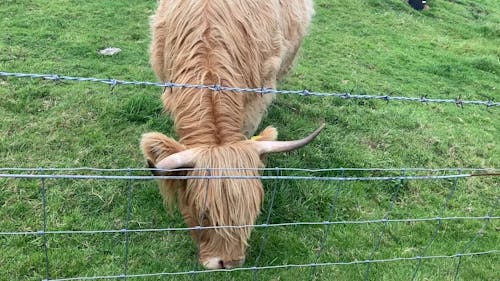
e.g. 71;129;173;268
141;0;320;269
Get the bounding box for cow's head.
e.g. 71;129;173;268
140;125;324;269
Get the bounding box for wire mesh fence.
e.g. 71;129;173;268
0;167;498;281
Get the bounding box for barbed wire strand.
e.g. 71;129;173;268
1;71;498;107
39;251;499;281
411;169;461;280
453;196;499;281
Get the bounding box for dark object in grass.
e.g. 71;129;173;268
408;0;429;10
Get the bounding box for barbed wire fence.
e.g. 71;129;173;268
1;71;499;280
1;71;499;107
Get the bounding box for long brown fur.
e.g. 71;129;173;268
182;144;264;263
142;0;314;268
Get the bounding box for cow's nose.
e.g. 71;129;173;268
221;258;245;269
202;257;245;269
203;257;223;269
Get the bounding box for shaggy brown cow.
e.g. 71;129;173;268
141;0;319;269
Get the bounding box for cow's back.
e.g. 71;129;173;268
150;0;314;140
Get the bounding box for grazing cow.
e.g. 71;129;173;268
141;0;320;269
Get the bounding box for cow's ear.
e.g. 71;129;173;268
140;132;186;164
251;126;278;142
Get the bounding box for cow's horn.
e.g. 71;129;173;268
152;149;197;173
254;124;325;155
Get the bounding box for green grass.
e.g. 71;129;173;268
1;0;499;280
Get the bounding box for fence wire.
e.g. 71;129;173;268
1;167;498;281
1;71;498;107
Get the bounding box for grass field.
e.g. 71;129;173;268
1;0;499;280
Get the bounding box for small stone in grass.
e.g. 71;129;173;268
99;47;122;56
